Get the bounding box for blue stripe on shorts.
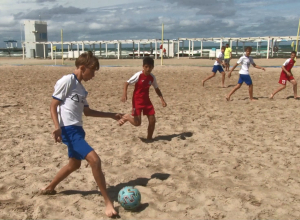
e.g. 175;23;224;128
61;126;94;160
212;65;224;73
238;74;252;85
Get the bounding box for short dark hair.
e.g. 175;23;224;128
291;51;297;55
75;51;99;70
226;43;229;46
221;46;226;50
245;46;252;52
143;56;154;66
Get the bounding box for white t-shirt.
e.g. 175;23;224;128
52;73;89;127
237;55;255;75
214;52;224;66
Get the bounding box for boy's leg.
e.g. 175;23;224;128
226;84;242;101
290;79;300;99
119;114;141;126
147;115;156;140
202;72;216;86
221;71;226;87
249;84;255;101
42;158;81;193
85;151;117;217
270;84;286;99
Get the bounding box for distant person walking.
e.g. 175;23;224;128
224;43;232;71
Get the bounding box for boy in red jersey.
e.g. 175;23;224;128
120;57;167;140
270;51;299;99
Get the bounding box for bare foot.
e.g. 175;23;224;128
225;96;230;101
118;119;126;126
39;188;56;195
105;201;118;218
269;94;274;99
118;114;129;126
202;80;205;87
294;96;300;100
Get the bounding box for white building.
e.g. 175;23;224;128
24;20;48;58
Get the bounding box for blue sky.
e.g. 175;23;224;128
0;0;299;45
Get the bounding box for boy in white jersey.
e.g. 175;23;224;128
202;46;226;87
42;51;120;218
226;47;265;101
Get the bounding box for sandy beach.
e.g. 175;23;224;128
1;57;300;219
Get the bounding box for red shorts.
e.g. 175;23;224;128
279;72;294;85
132;105;155;116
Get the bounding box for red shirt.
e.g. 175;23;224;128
282;58;295;74
127;71;158;108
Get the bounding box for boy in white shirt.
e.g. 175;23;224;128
202;46;226;88
226;47;265;101
42;51;121;218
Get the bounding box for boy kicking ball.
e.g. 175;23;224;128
226;46;265;101
42;51;121;217
120;57;167;140
202;46;226;88
270;51;300;99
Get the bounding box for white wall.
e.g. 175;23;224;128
24;20;48;58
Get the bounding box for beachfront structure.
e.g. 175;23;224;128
21;39;179;60
178;36;298;59
21;35;298;60
24;20;48;58
4;40;18;48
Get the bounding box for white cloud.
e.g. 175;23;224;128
0;15;16;26
89;23;106;29
0;0;299;43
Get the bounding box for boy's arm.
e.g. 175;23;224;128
84;107;123;120
50;99;62;143
228;63;239;78
252;63;265;71
215;58;221;64
282;66;291;76
121;82;129;102
216;58;225;68
155;88;167;107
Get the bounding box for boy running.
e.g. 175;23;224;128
42;51;120;217
120;57;167;140
226;47;265;101
270;51;299;99
202;46;226;87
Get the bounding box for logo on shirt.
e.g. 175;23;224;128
71;94;79;102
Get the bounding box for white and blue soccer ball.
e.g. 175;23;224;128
118;186;141;210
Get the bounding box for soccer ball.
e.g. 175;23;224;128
118;186;141;210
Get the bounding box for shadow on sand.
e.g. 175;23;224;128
59;173;170;214
139;132;193;143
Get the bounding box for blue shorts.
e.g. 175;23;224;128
61;126;94;160
212;65;224;73
238;74;253;85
